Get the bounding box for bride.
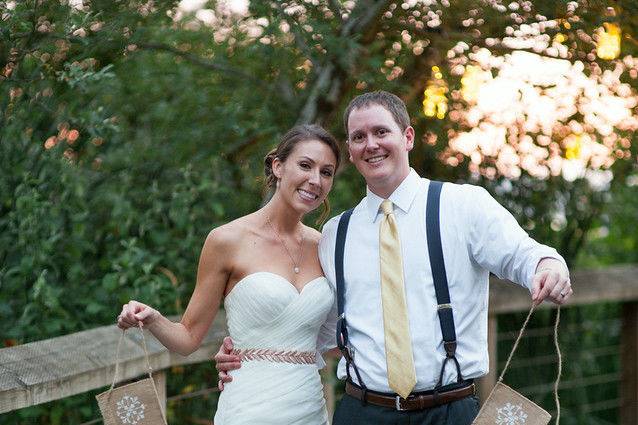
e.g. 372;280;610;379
116;124;341;424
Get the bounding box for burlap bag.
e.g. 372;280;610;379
473;306;562;425
473;382;551;425
96;324;167;425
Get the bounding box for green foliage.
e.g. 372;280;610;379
577;178;638;266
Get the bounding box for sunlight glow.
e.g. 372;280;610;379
444;47;637;185
597;23;621;60
423;66;448;119
423;82;448;119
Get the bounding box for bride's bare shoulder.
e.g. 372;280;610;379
205;214;260;250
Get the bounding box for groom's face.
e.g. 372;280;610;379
346;104;414;195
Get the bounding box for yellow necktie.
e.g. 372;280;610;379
379;199;416;398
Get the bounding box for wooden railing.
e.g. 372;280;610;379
0;312;229;415
1;264;637;423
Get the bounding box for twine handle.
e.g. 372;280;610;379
108;330;126;392
497;304;536;382
497;303;563;425
138;322;155;379
107;322;155;393
553;306;563;425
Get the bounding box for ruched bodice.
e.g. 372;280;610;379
214;272;334;425
224;272;331;352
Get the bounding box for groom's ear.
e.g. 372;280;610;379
345;140;354;163
404;126;415;151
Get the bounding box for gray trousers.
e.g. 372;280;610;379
332;391;480;425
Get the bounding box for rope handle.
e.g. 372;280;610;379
498;304;563;424
108;322;155;392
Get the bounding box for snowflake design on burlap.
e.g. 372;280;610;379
116;395;146;424
495;402;528;425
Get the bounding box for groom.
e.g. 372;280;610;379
216;91;572;424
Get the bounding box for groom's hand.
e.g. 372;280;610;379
531;257;572;306
213;336;241;391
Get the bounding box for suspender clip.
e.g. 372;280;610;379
444;340;457;358
341;345;354;362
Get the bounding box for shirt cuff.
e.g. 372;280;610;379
525;252;568;291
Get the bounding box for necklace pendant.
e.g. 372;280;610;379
294;267;300;274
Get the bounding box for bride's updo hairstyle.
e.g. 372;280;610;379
264;124;341;223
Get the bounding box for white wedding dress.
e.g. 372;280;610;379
213;272;334;425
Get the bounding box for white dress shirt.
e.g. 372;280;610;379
317;169;566;392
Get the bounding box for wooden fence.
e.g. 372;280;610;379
1;264;637;423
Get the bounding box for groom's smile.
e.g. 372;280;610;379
365;154;388;164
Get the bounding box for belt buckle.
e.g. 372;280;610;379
395;396;407;411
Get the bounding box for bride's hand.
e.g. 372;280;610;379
117;300;160;330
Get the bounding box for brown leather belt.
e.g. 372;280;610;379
345;381;475;411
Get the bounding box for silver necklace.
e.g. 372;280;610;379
266;217;305;274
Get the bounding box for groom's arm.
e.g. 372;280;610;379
465;185;571;305
213;336;240;390
315;217;342;364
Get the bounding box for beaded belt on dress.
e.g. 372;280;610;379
231;348;316;364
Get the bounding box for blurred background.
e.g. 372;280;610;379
1;0;637;423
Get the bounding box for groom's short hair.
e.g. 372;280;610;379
343;91;411;135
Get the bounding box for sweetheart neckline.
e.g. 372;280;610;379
225;271;327;300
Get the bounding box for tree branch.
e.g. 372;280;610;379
296;62;336;124
296;0;391;124
482;42;576;62
136;42;265;84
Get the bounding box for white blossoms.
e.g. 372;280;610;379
444;46;637;184
116;395;146;424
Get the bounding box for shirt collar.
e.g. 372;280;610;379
366;169;421;222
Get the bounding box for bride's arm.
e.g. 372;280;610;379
118;228;233;356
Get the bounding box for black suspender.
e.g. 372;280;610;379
335;208;353;325
426;181;463;387
335;208;368;389
334;180;463;394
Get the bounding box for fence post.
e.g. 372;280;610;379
477;314;498;404
154;370;167;415
620;301;638;425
